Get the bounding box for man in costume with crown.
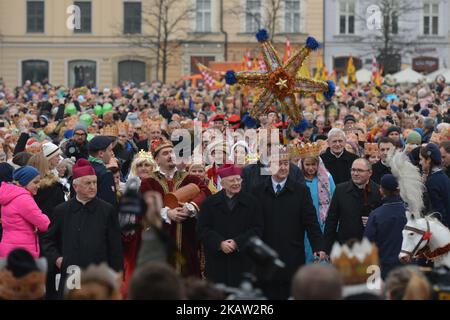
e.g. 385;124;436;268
140;139;211;277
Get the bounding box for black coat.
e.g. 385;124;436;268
241;161;305;193
41;197;123;296
321;148;358;185
371;160;391;185
113;140;137;177
197;190;263;287
252;177;324;299
34;178;66;220
324;180;382;252
89;161;118;209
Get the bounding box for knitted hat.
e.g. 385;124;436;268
42;142;62;160
344;114;357;125
380;174;399;192
72;159;96;180
13;166;39;187
0;163;13;184
386;126;401;137
74;122;88;135
88;136;114;153
406;131;422;145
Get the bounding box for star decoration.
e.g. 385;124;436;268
276;78;288;90
225;29;335;124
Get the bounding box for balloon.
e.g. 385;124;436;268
87;133;95;142
65;103;77;115
79;113;93;126
93;105;103;116
102;103;113;114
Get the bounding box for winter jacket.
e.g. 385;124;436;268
0;182;50;258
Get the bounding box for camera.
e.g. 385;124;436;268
118;177;147;232
215;237;285;300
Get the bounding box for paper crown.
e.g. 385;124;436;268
150;139;173;157
102;125;118;137
290;142;321;159
364;143;379;156
136;149;155;162
331;238;379;285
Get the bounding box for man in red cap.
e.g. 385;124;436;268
42;159;123;299
140;139;211;278
210;114;225;132
197;164;263;287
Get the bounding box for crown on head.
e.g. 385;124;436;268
137;149;154;161
102;125;118;137
290;142;321;159
364;143;379;156
331;238;379;285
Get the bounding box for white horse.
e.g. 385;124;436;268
399;211;450;268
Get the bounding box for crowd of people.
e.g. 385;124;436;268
0;74;449;300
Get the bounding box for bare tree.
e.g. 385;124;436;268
124;0;196;83
357;0;422;73
228;0;285;41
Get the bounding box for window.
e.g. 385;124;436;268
27;1;44;33
285;0;300;33
68;60;96;88
74;1;92;33
339;0;355;34
124;2;142;34
196;0;211;32
245;0;261;33
118;60;146;84
423;2;438;35
22;60;49;84
391;12;398;34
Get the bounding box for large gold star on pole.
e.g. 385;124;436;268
225;29;335;124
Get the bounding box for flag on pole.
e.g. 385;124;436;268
347;56;357;85
298;62;311;78
375;66;383;86
283;38;292;63
314;54;324;80
331;69;337;85
322;65;329;81
371;55;378;84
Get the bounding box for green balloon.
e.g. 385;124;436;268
79;113;93;126
93;105;103;116
87;133;95;142
65;103;77;115
102;103;113;113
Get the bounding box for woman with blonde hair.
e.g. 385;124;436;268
128;150;157;184
384;266;431;300
27;152;66;221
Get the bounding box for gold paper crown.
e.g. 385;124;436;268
364;143;379;156
102;125;118;137
117;121;130;133
137;149;154;161
290;142;321;159
331;238;379;285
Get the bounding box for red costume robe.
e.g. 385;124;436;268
140;170;211;277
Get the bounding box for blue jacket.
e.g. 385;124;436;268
364;195;406;279
426;170;450;227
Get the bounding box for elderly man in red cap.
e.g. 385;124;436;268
140;139;211;278
197;164;263;287
42;159;123;299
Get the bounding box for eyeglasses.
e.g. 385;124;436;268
351;168;370;173
118;135;127;138
74;132;86;136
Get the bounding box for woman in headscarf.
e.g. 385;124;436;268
299;143;336;263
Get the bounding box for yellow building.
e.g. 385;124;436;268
0;0;324;88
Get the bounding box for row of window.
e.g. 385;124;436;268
22;59;146;87
26;0;302;34
338;0;440;36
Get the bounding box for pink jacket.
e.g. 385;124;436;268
0;182;50;258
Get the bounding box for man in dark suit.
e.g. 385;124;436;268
324;158;382;253
371;137;395;184
253;146;325;299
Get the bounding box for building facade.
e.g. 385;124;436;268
0;0;324;89
324;0;450;77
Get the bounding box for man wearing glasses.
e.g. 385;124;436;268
64;122;89;161
324;158;382;253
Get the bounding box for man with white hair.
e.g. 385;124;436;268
42;159;123;299
320;128;358;185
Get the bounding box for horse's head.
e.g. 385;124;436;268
399;210;430;263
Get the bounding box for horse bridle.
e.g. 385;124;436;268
400;219;431;259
